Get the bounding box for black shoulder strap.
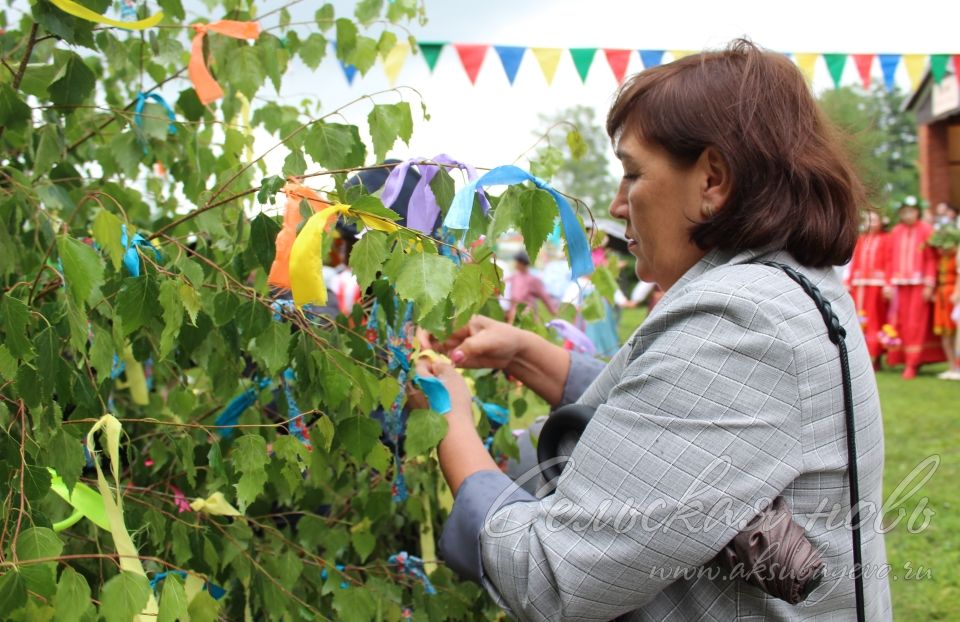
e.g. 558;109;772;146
751;260;866;622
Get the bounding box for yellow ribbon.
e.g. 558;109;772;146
190;491;241;516
86;415;159;620
115;344;149;406
235;92;254;162
47;468;111;532
289;203;398;308
50;0;163;30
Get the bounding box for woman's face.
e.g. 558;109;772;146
609;132;712;290
867;211;882;233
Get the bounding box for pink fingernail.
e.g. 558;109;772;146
452;350;465;364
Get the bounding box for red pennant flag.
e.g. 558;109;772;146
604;49;632;84
852;54;874;90
454;44;489;85
955;55;960;88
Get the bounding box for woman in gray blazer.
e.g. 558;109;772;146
416;39;892;621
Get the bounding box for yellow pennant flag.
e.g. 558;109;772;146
902;54;927;91
86;415;159;620
793;53;820;85
383;41;411;86
50;0;163;30
531;48;563;85
668;50;696;62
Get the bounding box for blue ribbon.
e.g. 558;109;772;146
149;571;226;600
215;378;273;438
321;564;349;589
443;165;594;279
134;92;177;135
412;376;451;415
121;224;161;277
474;399;509;426
282;368;311;448
389;551;436;595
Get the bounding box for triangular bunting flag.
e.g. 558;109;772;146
668;50;695;62
494;46;525;85
793;53;819;85
955;56;960;87
823;53;847;88
418;42;444;72
454;44;489;84
852;54;874;89
878;54;900;91
902;54;926;91
383;41;410;85
930;54;950;84
531;47;563;84
639;49;664;70
340;61;358;85
604;49;632;84
569;48;597;83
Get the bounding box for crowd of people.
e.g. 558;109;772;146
846;200;960;379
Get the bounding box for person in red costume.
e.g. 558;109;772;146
884;200;945;378
846;211;889;369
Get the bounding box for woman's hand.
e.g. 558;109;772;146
437;315;527;370
413;356;473;424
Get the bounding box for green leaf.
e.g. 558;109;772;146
351;520;376;562
0;84;31;130
0;571;27;614
92;210;125;271
44;428;83;495
395;252;457;319
116;276;159;335
156;573;187;622
48;53;96;108
54;567;91;622
335;416;382;460
282;149;307;176
404;409;448;456
451;261;499;318
186;590;219;622
332;583;377;622
519;188;556;261
58;236;105;307
0;345;17;381
16;527;64;562
220;45;265;99
367;102;413;162
566;127;588;160
180;284;202;325
249;213;280;272
582;290;605;322
232;434;269;510
273;435;308;491
158;279;184;359
314;416;334;453
252;321;292;374
349;231;389;290
354;0;382;24
99;572;150;622
334;18;358;61
1;294;34;360
365;441;391;473
590;264;619;302
34;124;63;177
304;122;365;170
299;33;328;70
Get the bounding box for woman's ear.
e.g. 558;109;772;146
699;146;732;216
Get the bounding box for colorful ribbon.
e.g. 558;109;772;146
380;155;491;234
546;318;596;355
214;378;272;438
121;224;161;277
134;92;177;135
473;399;509;426
189;20;261;105
268;183;330;290
189;491;241;516
444;165;594;278
412;376;451;415
149;571;226;600
47;468;111;532
87;415;160;620
388;551;436;595
282;368;312;448
49;0;162;30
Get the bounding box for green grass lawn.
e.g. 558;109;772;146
618;307;959;618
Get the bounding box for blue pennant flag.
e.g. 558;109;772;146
494;46;526;85
878;54;900;91
639;49;664;70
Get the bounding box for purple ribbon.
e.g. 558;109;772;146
546;319;596;356
380;155;491;234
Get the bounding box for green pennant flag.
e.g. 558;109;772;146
418;42;444;72
823;53;847;88
569;48;598;83
930;54;950;84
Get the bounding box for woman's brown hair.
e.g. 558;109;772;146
606;39;866;267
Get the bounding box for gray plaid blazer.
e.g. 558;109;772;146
438;247;892;621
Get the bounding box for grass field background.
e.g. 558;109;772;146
611;306;958;619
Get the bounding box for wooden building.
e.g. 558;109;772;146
905;68;960;208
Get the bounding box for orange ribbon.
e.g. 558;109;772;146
189;20;261;105
268;183;330;289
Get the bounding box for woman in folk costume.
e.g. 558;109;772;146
845;210;889;369
884;201;945;378
930;204;960;379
